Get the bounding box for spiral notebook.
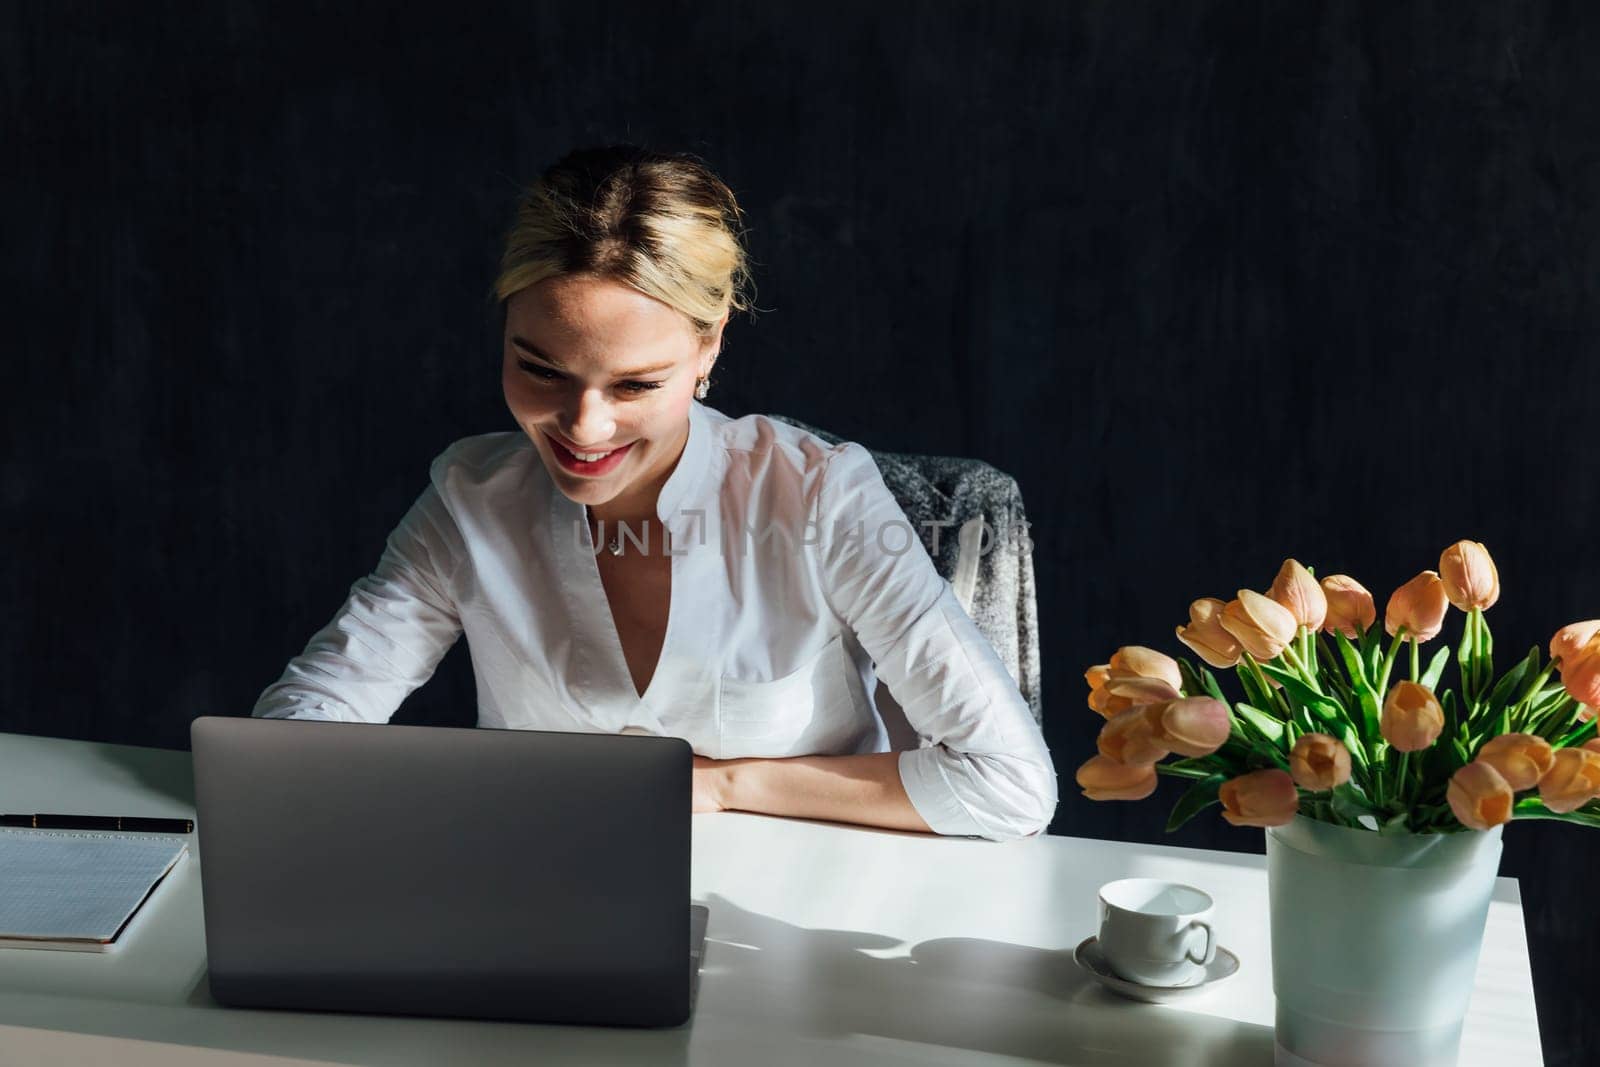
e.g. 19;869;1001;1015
0;828;189;952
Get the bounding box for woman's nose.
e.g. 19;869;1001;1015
564;388;616;447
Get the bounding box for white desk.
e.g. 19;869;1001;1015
0;731;1542;1066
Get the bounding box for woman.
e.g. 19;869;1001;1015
253;145;1057;841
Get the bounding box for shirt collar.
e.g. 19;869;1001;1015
654;399;713;523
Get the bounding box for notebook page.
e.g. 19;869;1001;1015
0;828;189;942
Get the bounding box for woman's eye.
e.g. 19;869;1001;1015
516;359;562;382
517;359;663;395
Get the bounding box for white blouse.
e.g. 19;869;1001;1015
251;401;1059;841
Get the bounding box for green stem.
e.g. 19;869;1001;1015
1246;654;1294;720
1467;609;1483;707
1281;642;1319;690
1154;763;1212;781
1393;751;1410;806
1376;628;1405;698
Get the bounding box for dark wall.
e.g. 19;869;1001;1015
5;2;1596;1062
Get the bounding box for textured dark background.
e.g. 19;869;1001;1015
4;1;1596;1062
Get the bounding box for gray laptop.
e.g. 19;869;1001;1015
190;716;707;1028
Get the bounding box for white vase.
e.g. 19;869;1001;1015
1265;815;1504;1067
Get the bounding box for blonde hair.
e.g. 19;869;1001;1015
492;145;757;341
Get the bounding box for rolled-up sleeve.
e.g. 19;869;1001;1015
251;466;465;724
814;443;1058;841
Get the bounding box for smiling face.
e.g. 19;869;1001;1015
502;274;723;522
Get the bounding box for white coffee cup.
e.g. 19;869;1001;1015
1097;878;1217;987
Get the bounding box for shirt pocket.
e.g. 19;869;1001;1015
718;633;855;758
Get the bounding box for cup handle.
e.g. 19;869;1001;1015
1186;919;1216;966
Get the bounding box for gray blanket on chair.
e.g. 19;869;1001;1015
768;415;1042;725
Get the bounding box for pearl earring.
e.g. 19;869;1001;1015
694;376;710;400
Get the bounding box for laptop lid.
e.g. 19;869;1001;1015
190;716;692;1027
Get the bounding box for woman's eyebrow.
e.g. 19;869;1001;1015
510;336;676;377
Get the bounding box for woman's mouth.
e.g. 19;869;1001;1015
545;433;634;477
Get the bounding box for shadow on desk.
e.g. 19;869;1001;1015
696;892;1275;1066
83;741;196;808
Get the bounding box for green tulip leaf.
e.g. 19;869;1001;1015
1235;703;1286;745
1330;782;1381;824
1379;811;1413;835
1483;648;1540;715
1512;796;1600;829
1165;773;1227;832
1555;719;1598;749
1176;657;1205;699
1236;661;1277;716
1419;646;1452;692
1335;631;1371;689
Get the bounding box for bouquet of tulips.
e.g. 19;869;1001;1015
1076;540;1600;834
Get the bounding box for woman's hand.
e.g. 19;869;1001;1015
692;755;730;813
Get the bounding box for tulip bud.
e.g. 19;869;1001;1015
1268;559;1328;631
1155;697;1232;758
1560;633;1600;709
1175;598;1243;669
1580;704;1598;724
1439;540;1501;612
1538;747;1600;814
1097;705;1170;765
1109;646;1184;692
1289;732;1352;792
1550;620;1600;671
1219;590;1299;662
1384;571;1450;642
1087;647;1186;719
1447;762;1514;830
1475;733;1556;792
1103;675;1183;707
1381;681;1445;752
1219;768;1299;828
1583;739;1600;756
1321;575;1377;638
1076;754;1158;801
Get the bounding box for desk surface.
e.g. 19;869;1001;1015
0;731;1542;1066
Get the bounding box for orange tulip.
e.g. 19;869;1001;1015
1538;747;1600;814
1474;733;1555;792
1086;646;1185;719
1583;739;1600;756
1219;590;1299;661
1219;769;1299;828
1289;733;1352;792
1438;540;1500;612
1581;705;1598;724
1381;681;1445;752
1104;675;1183;705
1155;697;1232;758
1076;754;1158;801
1559;633;1600;708
1109;646;1184;691
1447;762;1514;830
1175;598;1243;669
1097;705;1170;765
1384;571;1450;642
1550;620;1600;670
1319;574;1376;638
1268;559;1328;632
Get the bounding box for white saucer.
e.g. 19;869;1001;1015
1073;936;1240;1003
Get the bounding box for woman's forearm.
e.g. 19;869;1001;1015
711;751;934;834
